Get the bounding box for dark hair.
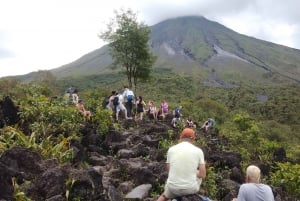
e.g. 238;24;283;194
139;96;142;101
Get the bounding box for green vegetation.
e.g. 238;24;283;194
271;162;300;197
100;8;156;89
0;68;300;199
1;15;300;200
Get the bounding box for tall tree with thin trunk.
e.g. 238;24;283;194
100;9;156;90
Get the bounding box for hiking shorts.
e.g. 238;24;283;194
116;104;126;112
163;183;200;199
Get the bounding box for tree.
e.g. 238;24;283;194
100;9;156;90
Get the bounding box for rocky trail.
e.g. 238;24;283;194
0;96;297;201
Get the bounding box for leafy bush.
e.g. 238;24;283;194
0;127;74;163
221;113;281;163
93;108;114;134
201;166;218;199
18;87;81;139
271;162;300;198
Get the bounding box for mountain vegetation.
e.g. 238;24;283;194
0;15;300;200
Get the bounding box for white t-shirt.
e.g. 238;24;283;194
123;88;134;102
118;94;124;104
166;141;205;189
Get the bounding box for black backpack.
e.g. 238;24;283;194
102;96;110;109
113;96;119;106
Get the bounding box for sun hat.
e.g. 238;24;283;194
180;128;195;140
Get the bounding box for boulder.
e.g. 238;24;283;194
125;184;152;200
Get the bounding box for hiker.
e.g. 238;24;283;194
105;91;116;110
173;106;182;119
102;95;110;109
72;86;79;104
157;128;206;201
135;96;146;121
201;118;215;132
123;86;135;118
148;101;158;120
64;85;73;104
111;92;120;117
159;100;169;120
115;92;128;121
232;165;275;201
76;99;92;118
171;106;182;127
185;116;196;128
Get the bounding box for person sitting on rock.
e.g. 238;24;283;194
76;99;92;118
148;101;158;120
159;100;169;120
201;118;215;132
157;128;206;201
185;116;196;128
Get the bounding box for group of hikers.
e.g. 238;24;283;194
65;84;216;131
103;86;173;121
102;86;215;131
64;85;274;201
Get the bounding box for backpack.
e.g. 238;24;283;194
127;94;134;102
125;90;134;102
113;96;119;106
209;118;215;127
102;96;110;109
174;108;181;118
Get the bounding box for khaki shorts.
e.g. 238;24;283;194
163;184;199;199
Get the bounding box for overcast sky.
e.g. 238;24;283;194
1;0;300;77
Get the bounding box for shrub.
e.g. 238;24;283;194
0;126;74;163
271;162;300;198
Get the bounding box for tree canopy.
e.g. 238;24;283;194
100;9;156;89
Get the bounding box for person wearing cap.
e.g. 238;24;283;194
157;128;206;201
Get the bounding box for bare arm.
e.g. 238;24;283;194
166;163;170;172
197;164;206;179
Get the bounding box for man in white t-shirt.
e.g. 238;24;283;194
157;128;206;201
232;165;274;201
122;86;135;118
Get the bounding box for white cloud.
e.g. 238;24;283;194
1;0;300;77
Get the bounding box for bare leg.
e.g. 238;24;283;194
116;111;119;121
157;194;168;201
124;109;128;119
